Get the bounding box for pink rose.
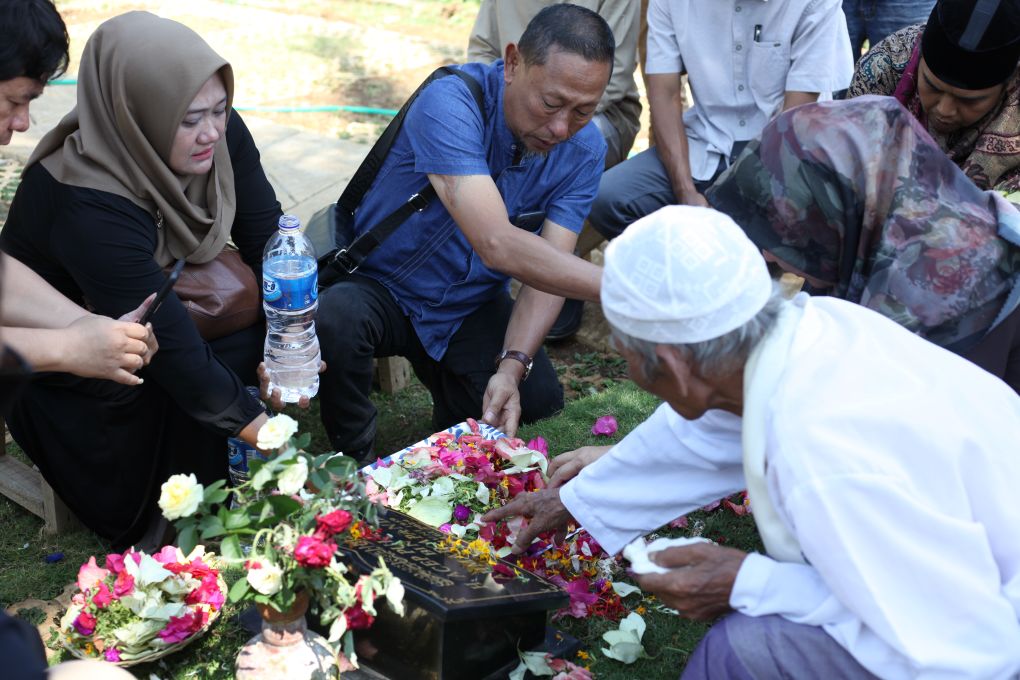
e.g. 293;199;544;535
92;582;114;609
73;610;97;636
76;556;109;592
590;415;618;436
104;647;122;662
153;545;180;564
293;536;336;568
315;509;353;537
113;570;135;598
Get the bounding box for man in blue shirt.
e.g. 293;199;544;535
315;5;613;459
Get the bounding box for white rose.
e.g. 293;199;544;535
158;473;204;520
276;457;309;495
246;561;283;595
257;414;299;450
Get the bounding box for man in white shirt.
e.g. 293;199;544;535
587;0;854;240
485;205;1020;678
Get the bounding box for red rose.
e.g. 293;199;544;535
344;604;375;630
315;509;353;537
293;536;336;568
73;610;97;636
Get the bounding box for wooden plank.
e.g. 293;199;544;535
0;418;79;532
40;479;79;534
376;356;411;394
0;454;45;519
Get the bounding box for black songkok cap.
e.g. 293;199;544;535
921;0;1020;89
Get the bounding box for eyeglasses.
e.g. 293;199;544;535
0;346;31;416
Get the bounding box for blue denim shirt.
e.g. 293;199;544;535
352;60;606;360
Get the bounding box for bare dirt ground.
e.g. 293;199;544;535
55;0;482;143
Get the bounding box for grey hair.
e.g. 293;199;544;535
610;284;787;381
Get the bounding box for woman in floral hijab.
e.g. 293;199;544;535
707;96;1020;393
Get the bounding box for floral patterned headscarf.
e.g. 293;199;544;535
707;96;1020;353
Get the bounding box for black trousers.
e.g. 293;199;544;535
316;275;563;458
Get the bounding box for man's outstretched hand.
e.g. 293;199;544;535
546;445;611;487
481;372;521;437
481;487;573;554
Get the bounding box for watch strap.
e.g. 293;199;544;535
495;349;533;380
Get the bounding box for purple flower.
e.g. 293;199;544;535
104;647;122;662
453;504;470;522
591;415;618;436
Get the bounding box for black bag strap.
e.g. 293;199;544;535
326;66;486;276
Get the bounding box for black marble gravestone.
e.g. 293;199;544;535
339;510;569;680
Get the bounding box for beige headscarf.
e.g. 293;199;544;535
28;11;237;265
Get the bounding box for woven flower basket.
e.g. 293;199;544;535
64;574;227;668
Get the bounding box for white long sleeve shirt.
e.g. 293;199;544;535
560;298;1020;678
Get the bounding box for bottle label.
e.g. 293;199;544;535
263;257;318;311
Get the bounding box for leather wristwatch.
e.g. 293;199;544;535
494;349;533;381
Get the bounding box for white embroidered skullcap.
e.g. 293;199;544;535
601;205;772;343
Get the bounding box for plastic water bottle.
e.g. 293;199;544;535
262;214;320;402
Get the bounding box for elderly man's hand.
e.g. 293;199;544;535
64;313;156;385
546;445;611;487
481;372;521;438
481;487;573;554
258;360;328;410
632;543;747;621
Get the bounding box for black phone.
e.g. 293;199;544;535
513;210;546;232
139;258;186;326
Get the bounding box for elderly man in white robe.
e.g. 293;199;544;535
484;205;1020;678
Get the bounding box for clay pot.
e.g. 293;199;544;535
235;591;338;679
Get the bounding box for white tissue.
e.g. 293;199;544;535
622;536;712;574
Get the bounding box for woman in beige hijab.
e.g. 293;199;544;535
0;11;280;547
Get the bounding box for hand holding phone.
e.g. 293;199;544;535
139;259;186;326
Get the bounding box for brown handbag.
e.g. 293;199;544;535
172;246;261;340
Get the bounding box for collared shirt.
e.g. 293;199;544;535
353;60;605;360
646;0;853;180
467;0;642;149
560;297;1020;678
